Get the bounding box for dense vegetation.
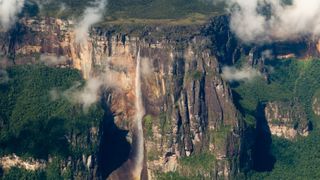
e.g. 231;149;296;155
0;65;103;178
234;58;320;128
107;0;221;19
249;132;320;179
1;167;45;180
33;0;224;20
232;58;320;178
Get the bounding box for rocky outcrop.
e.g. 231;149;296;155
265;101;310;139
0;154;46;171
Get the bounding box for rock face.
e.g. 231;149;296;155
0;16;246;179
0;154;46;171
91;22;242;179
265;101;310;139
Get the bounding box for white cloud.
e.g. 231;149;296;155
228;0;320;43
0;0;25;30
52;63;127;112
56;77;103;112
75;0;107;43
66;77;104;111
221;66;261;82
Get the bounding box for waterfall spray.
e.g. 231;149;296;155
132;48;145;179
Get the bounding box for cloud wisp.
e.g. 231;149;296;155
40;55;68;66
50;78;104;112
0;0;25;30
75;0;107;43
227;0;320;43
50;63;126;112
221;66;261;82
63;78;104;111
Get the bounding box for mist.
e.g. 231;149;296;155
227;0;320;43
0;0;25;30
141;56;153;76
40;55;68;66
221;66;261;82
75;0;107;43
66;77;104;111
0;69;9;84
49;63;125;112
49;78;104;112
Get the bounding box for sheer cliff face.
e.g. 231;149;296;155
89;28;242;179
0;17;242;179
265;101;309;139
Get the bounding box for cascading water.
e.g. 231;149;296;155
132;48;145;179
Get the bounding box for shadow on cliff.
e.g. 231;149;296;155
252;103;276;172
98;99;131;179
231;90;275;172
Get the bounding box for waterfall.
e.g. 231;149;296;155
132;48;145;179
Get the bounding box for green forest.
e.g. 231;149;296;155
232;58;320;179
0;65;103;179
31;0;224;20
